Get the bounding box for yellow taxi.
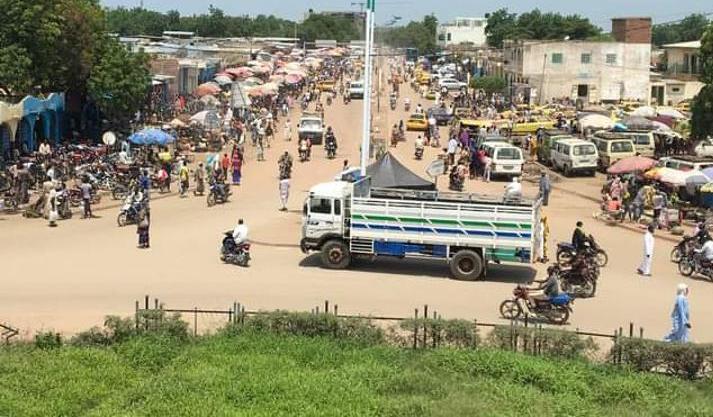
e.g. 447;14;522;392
316;80;336;92
508;120;557;135
424;90;438;100
418;73;431;86
406;113;428;131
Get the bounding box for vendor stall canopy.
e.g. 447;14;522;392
366;153;435;190
128;128;176;146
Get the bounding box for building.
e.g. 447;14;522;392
1;94;65;158
437;17;487;48
503;18;652;104
650;40;704;105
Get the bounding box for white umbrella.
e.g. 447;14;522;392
579;114;614;130
169;118;186;128
651;121;672;131
214;75;233;85
631;106;656;118
657;107;687;119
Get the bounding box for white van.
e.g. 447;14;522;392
550;138;598;177
348;80;365;99
483;143;524;179
616;131;655;157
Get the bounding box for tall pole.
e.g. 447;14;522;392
360;1;374;175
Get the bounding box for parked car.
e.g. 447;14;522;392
550;138;598;177
348;80;364;99
406;113;428;131
482;143;524;179
438;78;467;91
591;132;636;170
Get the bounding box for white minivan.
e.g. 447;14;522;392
483;143;524;179
616;131;655;157
550;138;599;177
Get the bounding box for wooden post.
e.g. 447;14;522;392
423;305;428;349
145;295;149;310
325;300;329;315
639;327;644;339
316;306;320;314
193;307;198;337
629;322;634;338
432;311;437;348
135;300;139;330
413;308;419;349
334;304;339;316
241;306;245;324
473;319;478;348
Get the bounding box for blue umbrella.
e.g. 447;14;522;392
128;128;176;146
613;122;628;132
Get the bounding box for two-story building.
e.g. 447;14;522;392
650;40;704;105
503;18;652;105
437;17;487;48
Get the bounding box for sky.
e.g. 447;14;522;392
103;0;712;29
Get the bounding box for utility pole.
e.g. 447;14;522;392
360;0;375;175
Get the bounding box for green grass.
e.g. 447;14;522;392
1;332;712;417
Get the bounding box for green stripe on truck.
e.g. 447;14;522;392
353;214;531;230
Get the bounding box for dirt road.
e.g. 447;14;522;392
2;65;712;342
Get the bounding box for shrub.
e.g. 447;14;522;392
612;338;713;380
223;311;385;345
70;311;189;347
487;325;597;360
34;331;62;350
398;318;480;349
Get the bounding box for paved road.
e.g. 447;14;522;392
2;66;712;342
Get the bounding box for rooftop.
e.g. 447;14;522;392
662;40;701;49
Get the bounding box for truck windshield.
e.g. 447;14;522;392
573;145;596;156
301;120;322;130
310;198;332;214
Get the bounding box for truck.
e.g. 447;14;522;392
298;113;324;145
300;177;541;280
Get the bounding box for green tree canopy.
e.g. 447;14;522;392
485;8;601;48
470;76;506;94
691;23;713;139
381;15;439;55
652;14;710;46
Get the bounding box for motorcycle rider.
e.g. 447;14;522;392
414;135;425;157
695;238;713;265
504;177;522;200
325;128;337;156
571;221;587;253
298;137;311;161
528;267;562;306
694;222;711;245
232;218;249;246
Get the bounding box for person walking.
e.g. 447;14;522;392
137;208;150;249
178;161;189;197
664;283;691;342
482;155;492;183
637;224;655;277
284;119;292;141
279;177;290;211
539;172;551;206
80;176;93;218
194;162;205;196
232;149;243;184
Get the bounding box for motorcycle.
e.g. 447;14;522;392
404;101;411;112
117;196;143;227
448;171;464;192
499;285;573;325
389;97;397;111
326;95;333;106
55;191;72;220
220;232;251;267
151;176;170;193
68;187;101;207
679;253;713;281
414;147;424;160
556;234;608;267
207;182;230;207
325;142;337;159
555;263;598;298
671;235;699;263
343;94;351;105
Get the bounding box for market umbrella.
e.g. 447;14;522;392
190;110;221;127
685;171;712;193
200;95;220;108
648;167;692;186
606;156;656;174
225;67;253;78
269;74;286;84
657;106;687;120
261;82;280;92
651;121;672;131
631;106;656;118
285;73;303;84
702;167;713;178
579;114;614;131
244;77;264;86
620;116;656;130
195;82;221;97
215;72;235;79
128;128;175;146
274;67;289;75
214;75;233;85
285;62;303;71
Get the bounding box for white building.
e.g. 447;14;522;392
437;17;487;48
504;39;651;104
649;40;704;105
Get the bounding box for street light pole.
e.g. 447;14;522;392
360;0;375;176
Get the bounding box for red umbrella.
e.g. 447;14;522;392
195;82;221;97
225;67;253;78
215;71;235;79
606;156;656;174
285;73;303;85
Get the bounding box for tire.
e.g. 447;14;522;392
207;192;216;207
679;259;694;277
670;247;682;263
556;249;573;265
499;300;521;320
549;306;570;325
450;250;483;280
320;239;351;269
595;250;608;268
117;212;127;227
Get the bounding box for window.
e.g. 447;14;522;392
309;198;332;214
671;87;681;93
581;53;591;64
334;200;341;215
438;34;445;41
551;53;563;64
632;134;651;146
573;145;596;156
447;33;452;42
595;140;607;153
611;141;633;153
473;20;483;27
496;147;522;160
606;54;617;65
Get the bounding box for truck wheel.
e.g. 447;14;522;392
450;250;483;280
321;240;351;269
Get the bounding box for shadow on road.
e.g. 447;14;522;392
299;254;536;283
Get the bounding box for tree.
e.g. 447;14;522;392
485;8;600;48
691;23;713;139
652;14;710;46
381;15;439;55
87;37;151;125
0;45;32;94
470;76;506;94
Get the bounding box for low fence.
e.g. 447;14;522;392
1;322;19;343
134;295;644;352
